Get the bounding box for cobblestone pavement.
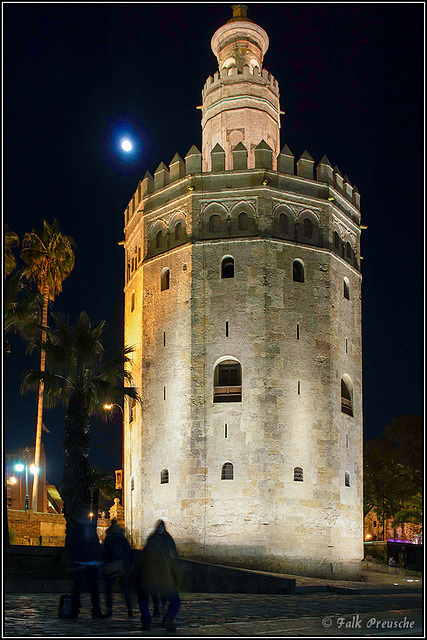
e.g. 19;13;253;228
3;590;423;637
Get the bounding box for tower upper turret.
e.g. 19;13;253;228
211;4;269;73
201;5;281;171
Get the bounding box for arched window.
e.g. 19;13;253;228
294;466;303;482
131;292;135;312
209;214;220;233
345;472;350;487
341;377;353;416
238;212;248;230
214;359;242;402
221;462;234;480
303;218;313;238
279;213;288;234
293;259;305;283
334;231;340;250
346;242;352;259
175;221;182;240
161;268;170;291
156;230;162;249
221;256;234;279
160;469;169;484
343;277;350;300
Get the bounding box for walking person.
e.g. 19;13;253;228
102;518;134;617
67;505;105;619
133;520;181;631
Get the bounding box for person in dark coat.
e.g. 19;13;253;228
67;506;105;619
102;519;134;617
132;520;181;631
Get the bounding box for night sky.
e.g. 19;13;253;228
3;3;424;488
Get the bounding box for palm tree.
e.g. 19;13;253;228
393;494;423;529
4;268;41;356
90;466;118;522
21;311;139;538
21;219;75;511
4;224;20;277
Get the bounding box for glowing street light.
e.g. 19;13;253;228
14;459;39;511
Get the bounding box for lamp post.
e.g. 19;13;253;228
103;403;125;508
14;448;39;511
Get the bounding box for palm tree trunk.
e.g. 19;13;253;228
31;289;48;512
61;392;92;542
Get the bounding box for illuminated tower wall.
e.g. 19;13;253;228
123;5;363;579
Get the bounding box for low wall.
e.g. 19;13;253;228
4;546;296;594
7;510;110;546
174;557;296;594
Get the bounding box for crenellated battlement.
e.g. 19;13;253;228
202;66;279;100
124;142;360;226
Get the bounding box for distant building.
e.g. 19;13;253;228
123;5;363;579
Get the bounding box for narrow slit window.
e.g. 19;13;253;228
341;378;353;416
346;434;349;448
161;268;170;291
163;331;166;347
344;277;350;300
293;260;305;283
131;292;135;312
345;472;350;487
175;221;182;240
225;321;229;337
221;462;234;480
163;386;166;400
297;380;301;395
296;323;300;340
221;257;234;279
345;338;348;353
224;423;228;438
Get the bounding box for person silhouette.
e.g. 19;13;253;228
133;520;181;631
67;505;105;619
102;519;134;617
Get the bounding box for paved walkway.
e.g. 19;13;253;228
3;570;423;637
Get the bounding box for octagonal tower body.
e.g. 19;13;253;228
123;6;363;579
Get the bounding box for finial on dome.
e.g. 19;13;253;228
229;4;251;22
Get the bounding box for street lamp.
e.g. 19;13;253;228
14;460;39;511
103;403;125;505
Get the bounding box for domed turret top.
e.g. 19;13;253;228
211;4;269;73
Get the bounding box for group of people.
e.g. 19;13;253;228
67;508;180;632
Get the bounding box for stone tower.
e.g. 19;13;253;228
123;5;363;579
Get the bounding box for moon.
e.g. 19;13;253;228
121;139;132;152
